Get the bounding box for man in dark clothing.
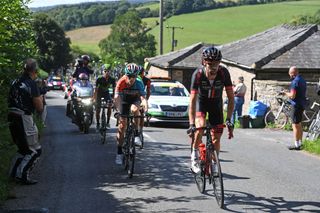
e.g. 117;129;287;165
72;55;93;80
283;66;307;150
7;58;43;185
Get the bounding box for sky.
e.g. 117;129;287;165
28;0;113;8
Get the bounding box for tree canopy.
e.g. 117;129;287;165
99;10;156;64
32;13;73;72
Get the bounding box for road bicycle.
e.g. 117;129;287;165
99;98;113;144
306;102;320;141
115;113;146;178
187;125;225;208
264;95;317;129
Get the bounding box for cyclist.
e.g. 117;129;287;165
188;46;235;173
72;55;94;80
94;64;116;130
114;63;148;165
137;65;151;100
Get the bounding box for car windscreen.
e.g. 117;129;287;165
151;85;188;96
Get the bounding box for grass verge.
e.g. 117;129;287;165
303;139;320;155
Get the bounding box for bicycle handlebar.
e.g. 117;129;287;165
186;124;226;135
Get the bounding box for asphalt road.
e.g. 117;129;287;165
2;91;320;213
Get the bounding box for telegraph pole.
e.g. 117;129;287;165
159;0;164;55
166;26;183;52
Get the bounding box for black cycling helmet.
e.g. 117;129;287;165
202;46;222;61
124;63;139;76
81;55;90;62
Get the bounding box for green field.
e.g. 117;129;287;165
149;0;320;53
66;25;112;55
136;2;159;10
66;0;320;55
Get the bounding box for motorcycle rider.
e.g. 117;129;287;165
94;64;116;130
72;55;94;80
70;73;94;126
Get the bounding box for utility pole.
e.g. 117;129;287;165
166;26;183;52
159;0;164;55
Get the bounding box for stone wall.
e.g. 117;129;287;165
148;66;169;78
253;79;319;110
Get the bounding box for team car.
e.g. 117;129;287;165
148;79;189;123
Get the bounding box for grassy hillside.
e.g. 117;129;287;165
149;0;320;53
65;17;158;55
66;25;112;55
137;1;159;10
66;0;320;55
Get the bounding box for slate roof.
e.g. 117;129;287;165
147;24;319;70
220;24;318;69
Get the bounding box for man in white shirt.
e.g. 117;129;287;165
232;76;247;124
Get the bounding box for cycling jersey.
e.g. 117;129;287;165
190;65;233;126
96;76;116;97
116;76;146;115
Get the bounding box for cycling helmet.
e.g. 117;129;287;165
81;55;90;62
137;65;144;75
124;63;139;76
101;63;111;72
202;46;222;61
78;73;88;80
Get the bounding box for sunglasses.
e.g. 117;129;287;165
127;74;137;79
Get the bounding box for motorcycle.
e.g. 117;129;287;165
67;81;94;134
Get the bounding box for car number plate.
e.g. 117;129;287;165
165;112;184;117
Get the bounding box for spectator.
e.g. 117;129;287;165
35;78;48;127
7;58;43;185
232;76;247;124
283;66;307;150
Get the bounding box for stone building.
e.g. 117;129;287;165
146;24;320;112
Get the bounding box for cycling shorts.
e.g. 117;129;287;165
96;93;112;109
119;97;141;116
196;100;224;133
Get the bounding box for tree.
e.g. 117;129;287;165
32;13;72;72
99;10;156;64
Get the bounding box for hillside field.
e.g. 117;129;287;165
66;0;320;55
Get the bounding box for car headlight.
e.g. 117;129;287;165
149;104;159;109
81;98;92;105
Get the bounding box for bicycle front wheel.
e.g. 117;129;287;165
194;163;206;194
307;119;320;141
210;150;224;208
264;109;288;129
127;132;136;178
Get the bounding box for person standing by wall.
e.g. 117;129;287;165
283;66;307;150
7;58;43;184
232;76;247;124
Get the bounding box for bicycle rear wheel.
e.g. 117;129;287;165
210;150;224;208
127;131;136;178
264;109;288;129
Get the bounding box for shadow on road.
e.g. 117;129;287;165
224;190;320;212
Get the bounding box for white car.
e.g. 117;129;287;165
148;80;189;123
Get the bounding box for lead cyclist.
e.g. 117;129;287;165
188;46;235;173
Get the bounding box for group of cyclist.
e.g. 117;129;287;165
69;46;235;170
69;55;152;165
